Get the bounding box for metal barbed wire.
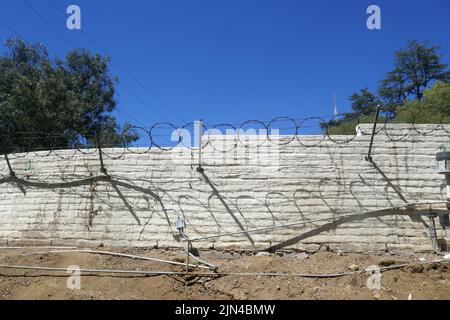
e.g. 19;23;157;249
1;111;449;161
0;113;448;234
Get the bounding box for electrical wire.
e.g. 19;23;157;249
20;0;178;125
187;201;449;242
47;0;187;124
23;249;216;270
0;17;24;38
0;259;447;279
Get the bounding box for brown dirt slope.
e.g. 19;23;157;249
0;247;449;300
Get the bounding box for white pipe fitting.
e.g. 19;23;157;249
446;174;450;210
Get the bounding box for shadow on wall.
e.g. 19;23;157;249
0;174;174;233
265;207;439;251
0;159;446;250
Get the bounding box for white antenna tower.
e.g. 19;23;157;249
333;92;338;117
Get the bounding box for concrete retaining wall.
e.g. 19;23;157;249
0;124;449;252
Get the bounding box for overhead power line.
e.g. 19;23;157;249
19;0;178;125
0;17;23;38
47;0;187;124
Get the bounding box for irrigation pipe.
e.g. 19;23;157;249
188;201;448;242
0;260;447;279
0;246;78;250
22;249;216;271
180;234;218;270
188;251;217;270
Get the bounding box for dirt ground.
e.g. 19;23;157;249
0;246;449;300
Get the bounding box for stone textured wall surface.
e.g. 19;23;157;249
0;124;449;252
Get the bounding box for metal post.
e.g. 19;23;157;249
196;119;204;173
4;154;15;177
426;213;438;251
185;241;190;273
446;174;450;210
95;124;107;175
365;105;381;162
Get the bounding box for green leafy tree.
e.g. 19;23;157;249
379;67;408;106
380;40;450;102
349;88;381;116
327;41;450;135
422;81;450;117
325;88;381;134
0;38;138;153
387;82;450;124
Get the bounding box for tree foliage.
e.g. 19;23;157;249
422;81;450;117
326;40;450;135
380;40;450;102
349;88;382;116
0;38;138;154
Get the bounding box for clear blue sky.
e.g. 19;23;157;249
1;0;449;129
